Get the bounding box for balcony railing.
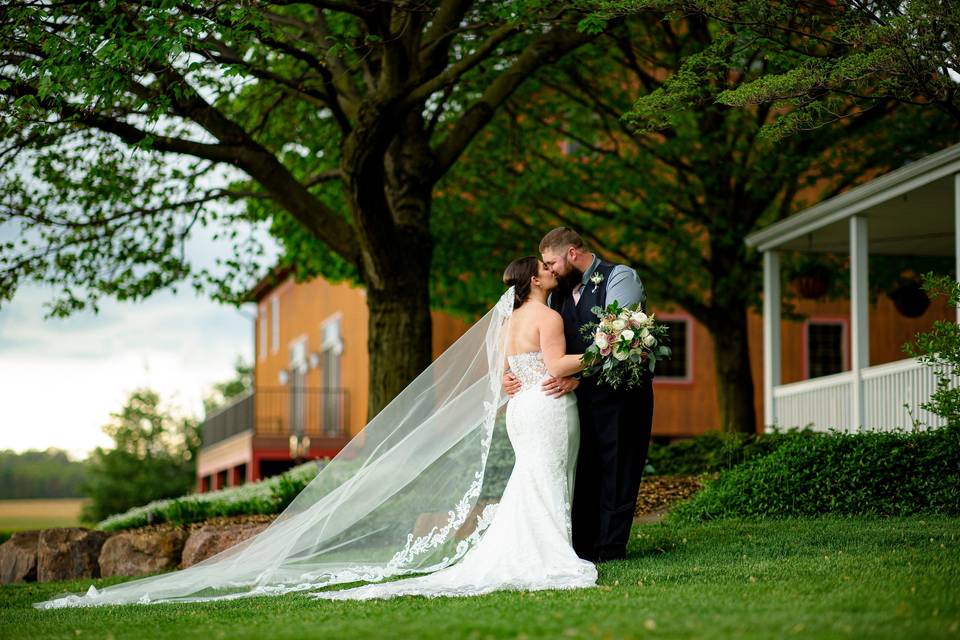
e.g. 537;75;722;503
201;387;349;448
201;392;254;446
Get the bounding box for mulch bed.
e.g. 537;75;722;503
634;474;713;518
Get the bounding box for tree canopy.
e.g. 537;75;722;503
434;11;958;431
596;0;960;139
1;1;605;416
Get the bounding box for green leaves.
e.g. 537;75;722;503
80;388;200;523
670;425;960;522
902;273;960;429
613;0;960;141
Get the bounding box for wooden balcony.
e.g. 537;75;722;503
200;386;350;449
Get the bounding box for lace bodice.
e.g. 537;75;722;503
507;351;549;389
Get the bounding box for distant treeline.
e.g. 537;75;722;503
0;449;88;498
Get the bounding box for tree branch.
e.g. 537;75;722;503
433;20;601;178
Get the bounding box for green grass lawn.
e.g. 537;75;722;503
1;516;957;640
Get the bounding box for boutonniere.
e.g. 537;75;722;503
589;271;604;293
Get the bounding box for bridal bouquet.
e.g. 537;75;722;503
579;301;671;390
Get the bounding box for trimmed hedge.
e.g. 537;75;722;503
671;425;960;522
646;429;818;476
96;461;324;532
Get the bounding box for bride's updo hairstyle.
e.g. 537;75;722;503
502;256;540;309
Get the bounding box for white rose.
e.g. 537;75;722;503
594;333;609;349
631;312;648;325
642;334;656;347
620;329;635;342
612;319;627;331
640;328;650;338
613;348;629;361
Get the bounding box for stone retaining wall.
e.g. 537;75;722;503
0;516;276;584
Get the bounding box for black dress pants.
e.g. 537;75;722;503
571;376;654;561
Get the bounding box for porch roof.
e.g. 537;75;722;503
745;143;960;256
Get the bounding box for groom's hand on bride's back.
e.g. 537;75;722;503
503;372;523;397
542;376;578;398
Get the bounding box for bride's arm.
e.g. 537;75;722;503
540;310;585;378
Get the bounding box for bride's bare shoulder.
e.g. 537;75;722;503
526;300;561;322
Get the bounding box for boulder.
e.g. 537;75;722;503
37;528;111;582
99;528;187;577
181;523;269;568
0;530;39;583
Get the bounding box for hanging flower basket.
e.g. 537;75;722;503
790;274;829;299
889;280;931;318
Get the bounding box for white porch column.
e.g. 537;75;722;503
850;215;870;431
762;250;781;429
955;173;960;324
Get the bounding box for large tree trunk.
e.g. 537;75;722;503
344;110;437;419
708;309;758;434
365;263;433;419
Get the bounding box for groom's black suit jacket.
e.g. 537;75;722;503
550;259;654;561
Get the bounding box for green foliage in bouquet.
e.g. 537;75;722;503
579;301;671;389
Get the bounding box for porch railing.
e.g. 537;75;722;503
772;357;954;432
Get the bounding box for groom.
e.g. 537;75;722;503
504;227;654;562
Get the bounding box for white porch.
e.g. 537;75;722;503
746;143;960;432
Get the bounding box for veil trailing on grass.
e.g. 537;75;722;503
35;288;517;608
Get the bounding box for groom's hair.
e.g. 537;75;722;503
539;227;584;254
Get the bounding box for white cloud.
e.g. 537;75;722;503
0;215;276;460
0;286;253;460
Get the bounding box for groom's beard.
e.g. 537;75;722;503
555;266;584;297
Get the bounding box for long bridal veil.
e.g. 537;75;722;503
36;288;517;608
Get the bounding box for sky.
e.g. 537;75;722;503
0;226;271;461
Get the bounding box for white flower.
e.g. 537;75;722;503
589;271;604;292
594;332;610;349
620;329;635;342
642;334;656;347
612;319;627;331
640;327;649;338
631;311;648;325
613;348;630;361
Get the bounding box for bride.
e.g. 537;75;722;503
35;257;596;608
313;256;595;600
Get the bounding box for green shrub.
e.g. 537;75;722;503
671;425;960;522
0;531;11;545
903;272;960;428
96;461;324;532
646;428;818;475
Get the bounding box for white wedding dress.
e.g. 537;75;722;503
311;351;597;601
34;288;596;609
